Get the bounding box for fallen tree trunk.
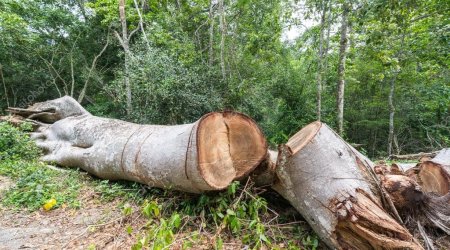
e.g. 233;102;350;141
417;149;450;196
375;151;450;246
390;151;439;161
5;97;431;248
380;174;450;235
6;96;268;193
271;121;422;249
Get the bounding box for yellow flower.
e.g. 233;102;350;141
43;198;57;211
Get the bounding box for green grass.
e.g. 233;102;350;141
0;121;318;249
0;160;82;210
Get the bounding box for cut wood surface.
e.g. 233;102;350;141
418;149;450;196
272;121;422;249
391;163;418;174
7;96;267;193
376;151;450;236
380;174;450;235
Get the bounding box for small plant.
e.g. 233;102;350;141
130;180;306;249
302;234;319;250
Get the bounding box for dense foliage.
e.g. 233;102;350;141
1;0;448;156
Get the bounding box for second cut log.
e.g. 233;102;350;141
272;122;422;249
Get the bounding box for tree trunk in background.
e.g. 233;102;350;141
208;0;215;66
388;74;397;156
78;34;110;103
118;0;132;116
219;0;226;80
272;122;422;249
133;0;150;49
316;1;327;121
7;96;268;194
0;64;9;108
323;1;332;74
336;3;349;135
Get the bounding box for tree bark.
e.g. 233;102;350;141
118;0;133;116
133;0;150;49
336;3;349;135
323;1;332;75
388;74;397;156
272;121;422;249
78;33;110;103
208;0;215;67
0;64;9;108
218;0;226;80
316;1;327;121
8;96;268;194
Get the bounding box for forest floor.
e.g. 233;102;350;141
0;164;316;250
0;179;141;249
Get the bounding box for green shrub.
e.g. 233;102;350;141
0;122;40;161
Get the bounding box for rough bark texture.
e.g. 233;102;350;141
8;96;268;193
272;122;422;249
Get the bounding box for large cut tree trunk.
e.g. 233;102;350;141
271;121;422;249
7;96;268;193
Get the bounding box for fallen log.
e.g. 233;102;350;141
390;151;439;161
380;174;450;235
7;96;268;193
272;121;422;249
377;153;450;236
417;149;450;196
6;97;429;248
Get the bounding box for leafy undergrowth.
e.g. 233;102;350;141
0;121;320;249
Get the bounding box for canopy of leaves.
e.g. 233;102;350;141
0;0;448;156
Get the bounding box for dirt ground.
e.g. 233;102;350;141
0;177;250;250
0;177;145;250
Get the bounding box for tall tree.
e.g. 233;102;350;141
316;0;328;121
208;0;215;66
219;0;226;80
336;2;350;135
114;0;138;116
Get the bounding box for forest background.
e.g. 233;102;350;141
1;0;448;158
